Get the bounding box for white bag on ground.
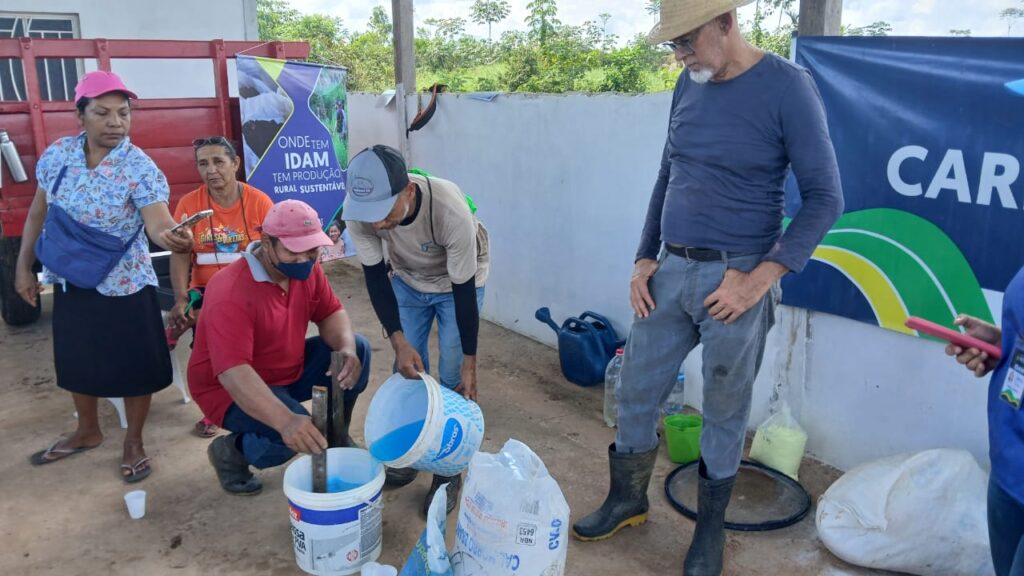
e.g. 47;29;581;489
816;449;993;576
451;439;570;576
400;483;453;576
748;400;807;480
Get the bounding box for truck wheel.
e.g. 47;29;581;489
0;235;41;326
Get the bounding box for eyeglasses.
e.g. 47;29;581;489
662;25;704;56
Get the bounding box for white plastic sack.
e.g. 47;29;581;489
816;449;994;576
749;401;807;480
400;482;453;576
451;439;570;576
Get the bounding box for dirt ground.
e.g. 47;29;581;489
0;262;897;576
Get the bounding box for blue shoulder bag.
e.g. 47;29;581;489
35;166;144;289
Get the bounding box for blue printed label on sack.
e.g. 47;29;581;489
433;418;464;461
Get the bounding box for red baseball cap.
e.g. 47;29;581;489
261;200;333;253
74;70;138;102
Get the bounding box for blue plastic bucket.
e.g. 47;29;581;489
364;372;485;477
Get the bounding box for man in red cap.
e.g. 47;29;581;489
187;199;372;495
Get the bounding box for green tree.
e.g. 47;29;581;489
600;40;660;93
844;21;893;36
424;17;467;41
256;0;346;65
470;0;511;41
1001;2;1024;34
368;5;393;38
950;29;972;36
257;0;300;39
645;0;661;18
526;0;561;45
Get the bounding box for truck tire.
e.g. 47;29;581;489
0;235;41;326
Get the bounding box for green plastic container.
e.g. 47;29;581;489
664;414;702;464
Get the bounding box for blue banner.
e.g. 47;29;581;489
237;56;353;260
783;37;1024;335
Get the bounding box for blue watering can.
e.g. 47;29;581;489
535;307;625;387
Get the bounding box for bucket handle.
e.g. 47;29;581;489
566;317;598;334
580;311;614;330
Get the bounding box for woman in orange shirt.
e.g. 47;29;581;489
170;136;274;437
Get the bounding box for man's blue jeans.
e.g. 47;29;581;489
616;252;780;480
221;335;371;469
391;276;485;390
990;478;1024;576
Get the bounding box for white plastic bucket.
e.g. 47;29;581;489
364;372;485;477
283;448;386;576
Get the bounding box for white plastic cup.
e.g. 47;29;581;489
124;490;146;519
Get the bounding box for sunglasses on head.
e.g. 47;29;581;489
192;136;234;149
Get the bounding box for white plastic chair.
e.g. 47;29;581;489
75;318;192;430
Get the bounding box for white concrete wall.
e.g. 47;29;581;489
348;91;991;473
4;0;257;98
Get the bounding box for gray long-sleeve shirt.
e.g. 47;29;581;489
636;53;844;273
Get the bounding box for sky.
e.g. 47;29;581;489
286;0;1024;43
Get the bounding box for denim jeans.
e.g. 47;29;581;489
391;276;485;390
990;478;1024;576
221;335;371;469
615;252;780;480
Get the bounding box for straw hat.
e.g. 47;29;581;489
648;0;756;45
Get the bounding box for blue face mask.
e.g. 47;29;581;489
275;259;315;280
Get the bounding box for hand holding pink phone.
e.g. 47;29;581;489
904;316;1002;360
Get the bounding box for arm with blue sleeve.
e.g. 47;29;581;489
762;70;845;274
635;143;672;262
635;76;684;262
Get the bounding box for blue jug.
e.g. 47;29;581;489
535;307;625;387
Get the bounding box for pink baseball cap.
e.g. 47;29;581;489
74;70;138;102
260;200;334;253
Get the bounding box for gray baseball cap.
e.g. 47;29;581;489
343;145;410;223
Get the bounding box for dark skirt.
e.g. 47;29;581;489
52;284;172;398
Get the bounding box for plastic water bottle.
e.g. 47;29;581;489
603;348;624;427
662;365;686;417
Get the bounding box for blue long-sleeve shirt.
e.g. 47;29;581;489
636;53;844;273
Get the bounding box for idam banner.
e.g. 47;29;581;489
237;55;354;261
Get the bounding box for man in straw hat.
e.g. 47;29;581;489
572;1;844;574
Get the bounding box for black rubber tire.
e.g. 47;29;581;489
0;235;41;326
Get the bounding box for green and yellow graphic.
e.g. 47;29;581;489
793;208;995;338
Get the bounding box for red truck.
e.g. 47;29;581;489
0;38;310;325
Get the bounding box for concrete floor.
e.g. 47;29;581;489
0;262;897;576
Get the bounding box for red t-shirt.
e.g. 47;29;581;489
187;246;342;426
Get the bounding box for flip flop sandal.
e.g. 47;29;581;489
121;456;153;484
29;437;99;466
193;419;219;439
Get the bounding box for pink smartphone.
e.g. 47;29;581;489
904;316;1002;360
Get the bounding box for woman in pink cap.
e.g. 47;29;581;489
14;70;194;483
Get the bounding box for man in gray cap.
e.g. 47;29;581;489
343;144;489;516
572;1;843;574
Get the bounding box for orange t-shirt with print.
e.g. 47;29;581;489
173;183;275;289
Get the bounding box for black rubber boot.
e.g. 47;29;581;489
384;466;419;487
572;443;657;541
683;460;736;576
422;473;462;517
207;434;262;495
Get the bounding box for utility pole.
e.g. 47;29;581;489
798;0;843;36
392;0;415;161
